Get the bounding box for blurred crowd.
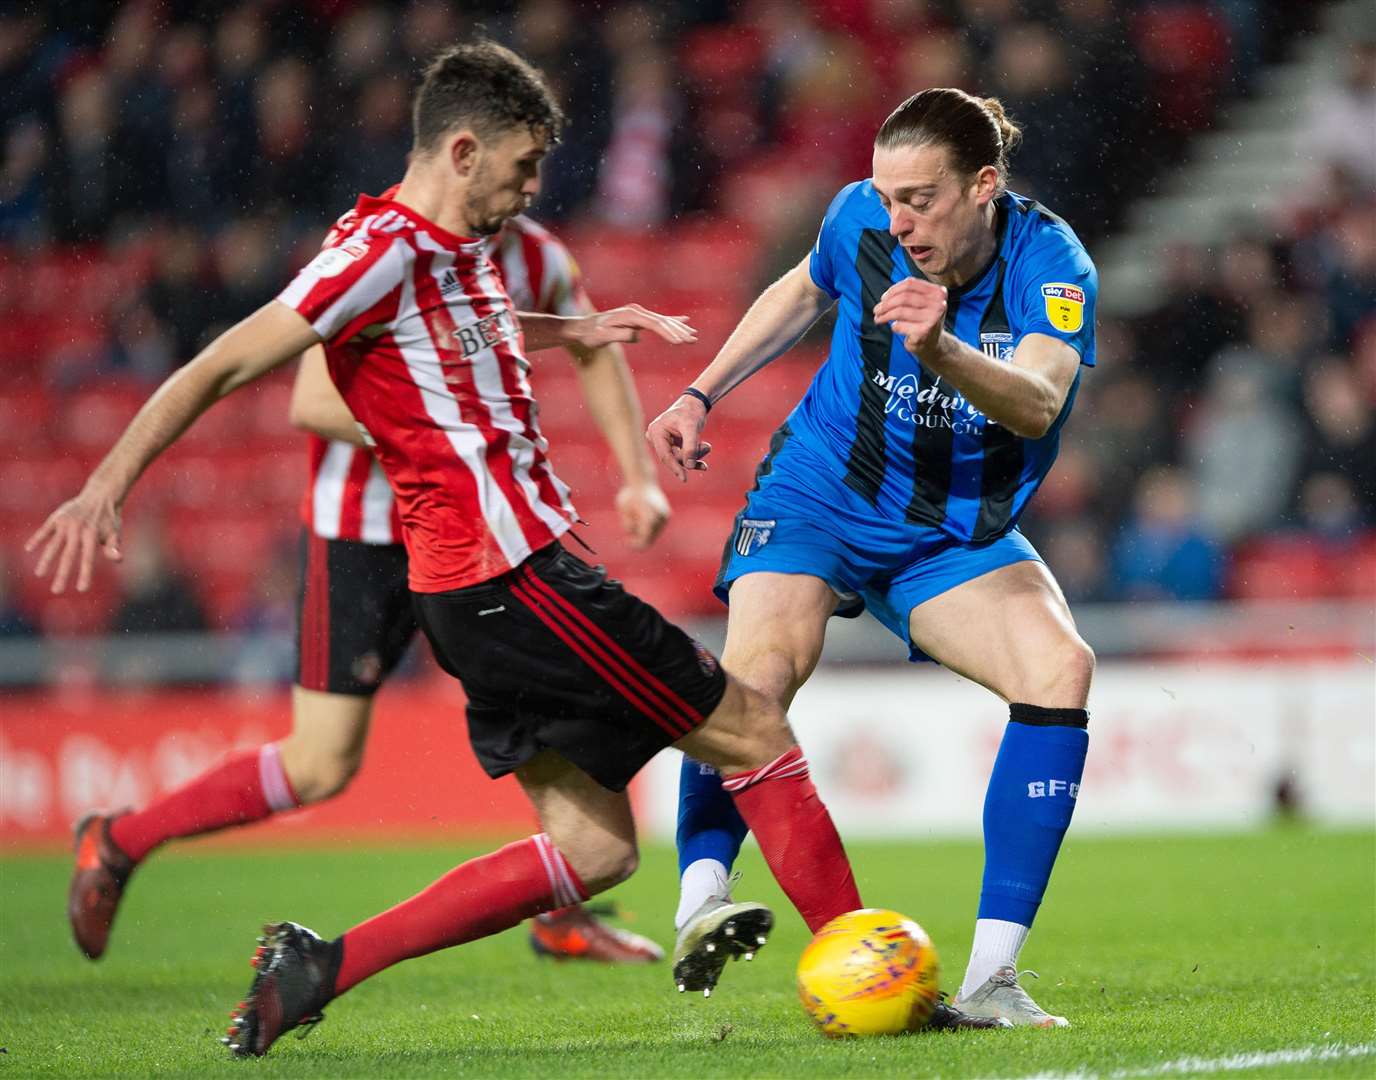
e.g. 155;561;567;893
1022;165;1376;603
0;0;1372;653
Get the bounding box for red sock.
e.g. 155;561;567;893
723;746;861;933
334;834;587;995
108;744;300;864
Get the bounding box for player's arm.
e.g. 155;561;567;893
647;254;835;482
565;325;670;549
26;301;322;593
873;279;1080;438
288;344;366;447
518;306;697;352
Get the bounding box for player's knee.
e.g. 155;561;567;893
1024;633;1095;707
569;840;639;894
285;745;364;804
721;681;796;769
1060;634;1096;693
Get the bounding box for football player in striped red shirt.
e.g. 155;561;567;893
29;41;862;1056
58;201;671;966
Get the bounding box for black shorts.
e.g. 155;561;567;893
412;543;728;792
296;530;418;696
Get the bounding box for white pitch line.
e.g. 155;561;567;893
1016;1040;1376;1080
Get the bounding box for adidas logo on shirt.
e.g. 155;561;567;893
438;268;464;296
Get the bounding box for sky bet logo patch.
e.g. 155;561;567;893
1041;283;1085;333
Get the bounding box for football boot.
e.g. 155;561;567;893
529;904;665;963
224;921;340;1057
953;966;1069;1028
68;811;135;960
672;879;773;997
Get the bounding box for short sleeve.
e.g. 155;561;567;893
540;237;593;317
808;182;862;300
1010;235;1098;366
276;235;406;344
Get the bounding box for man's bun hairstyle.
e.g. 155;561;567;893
875;88;1023;191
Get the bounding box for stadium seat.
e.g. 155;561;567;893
1340;534;1376;598
1226;537;1336;600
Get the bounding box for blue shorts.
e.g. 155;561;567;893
714;430;1043;662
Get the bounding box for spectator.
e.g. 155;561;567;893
47;68;122;243
144;224;215;357
595;47;678;227
1;1;1369;648
1299;359;1376;519
1316;204;1376;351
1041;521;1109;604
1110;466;1226;602
207;216;283;334
989;23;1086;209
0;118;49;245
1206;292;1323;400
1295;471;1365;544
109;526;209;636
228;542;297;685
0;553;39;638
1186;362;1304;541
1132;243;1243;392
164;81;231;227
333;72;412;207
1300;41;1376;187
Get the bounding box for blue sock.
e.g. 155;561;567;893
978;704;1089;926
676;754;749;876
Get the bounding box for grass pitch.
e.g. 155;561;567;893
1;828;1373;1078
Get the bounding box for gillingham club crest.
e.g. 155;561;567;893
735;518;776;557
979;331;1015;361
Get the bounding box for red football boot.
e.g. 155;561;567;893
529;904;665;963
68;812;135;960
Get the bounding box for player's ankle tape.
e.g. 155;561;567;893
1009;703;1089;729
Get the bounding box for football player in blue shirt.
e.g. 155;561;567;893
648;88;1096;1026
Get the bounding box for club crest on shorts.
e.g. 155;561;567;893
692;640;719;676
734;518;776;557
980;331;1015;362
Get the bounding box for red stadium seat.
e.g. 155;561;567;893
1340;534;1376;598
57;384;150;452
0;387;54;449
1226;537;1337;600
678;25;765;90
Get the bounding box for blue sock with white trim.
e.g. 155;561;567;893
674;754;749;928
964;703;1088;995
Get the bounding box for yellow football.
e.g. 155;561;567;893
796;908;941;1037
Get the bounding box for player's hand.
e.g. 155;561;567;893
615;481;671;550
646;395;714;484
25;486;124;594
569;305;697;349
873;278;946;358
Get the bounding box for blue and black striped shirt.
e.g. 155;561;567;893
796;182;1098;543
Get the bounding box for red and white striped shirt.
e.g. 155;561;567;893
281;192;587;592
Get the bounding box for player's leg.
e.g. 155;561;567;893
226;750;639;1056
673;571;833;933
330;752;636;996
225;542;861;1054
69;534;411;960
69;689;374;961
902;555;1093;1027
676;670;861;935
